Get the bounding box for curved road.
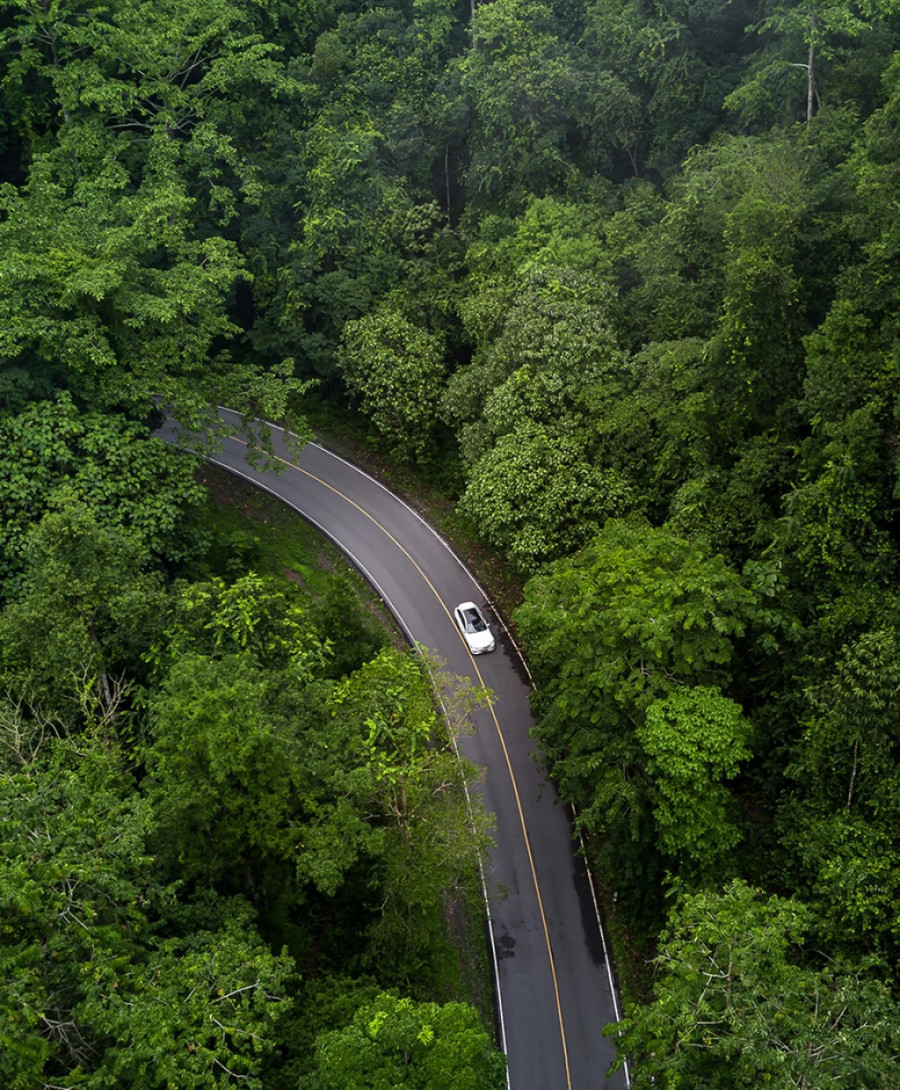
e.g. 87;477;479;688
161;411;628;1090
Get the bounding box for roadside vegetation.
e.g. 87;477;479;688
3;0;900;1085
0;433;502;1087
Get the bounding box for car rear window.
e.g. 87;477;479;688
464;609;487;632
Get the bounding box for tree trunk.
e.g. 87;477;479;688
807;42;815;123
846;736;859;809
444;143;451;218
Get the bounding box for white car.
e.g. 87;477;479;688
454;601;496;654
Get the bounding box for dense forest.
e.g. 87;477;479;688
3;0;900;1085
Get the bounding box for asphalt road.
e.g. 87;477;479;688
160;411;628;1090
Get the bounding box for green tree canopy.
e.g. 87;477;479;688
516;519;754;910
0;396;204;599
458;423;633;573
0;495;164;721
459;0;580;207
608;879;900;1087
337;305;446;463
300;992;506;1090
639;687;752;879
0;739;293;1090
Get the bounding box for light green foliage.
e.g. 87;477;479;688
0;0;292;195
328;650;491;984
0;144;243;415
144;639;489;978
781;807;900;961
464;195;615;285
330;649;441;805
447;266;626;461
448;265;638;570
300;992;507;1090
152;572;328;679
295;111;399;266
82;913;293;1089
639;687;751;876
0;746;152;1087
517;519;753;727
0;144;311;438
608;880;900;1087
337;305;446;462
0;0;308;426
3;0;900;1073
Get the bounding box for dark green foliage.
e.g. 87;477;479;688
580;0;757;177
459;0;582;208
4;0;900;1076
0;740;295;1089
608;880;900;1087
0;496;167;721
0;396;205;600
310;576;389;679
516;520;755;916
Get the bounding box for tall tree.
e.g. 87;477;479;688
0;396;204;600
516;519;754;911
727;0;900;125
0;496;164;722
638;687;751;880
337;305;447;463
0;739;293;1089
608;880;900;1087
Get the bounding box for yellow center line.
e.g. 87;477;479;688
224;438;572;1090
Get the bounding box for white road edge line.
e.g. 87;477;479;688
216;407;532;681
422;655;513;1090
573;818;631;1087
209;410;630;1087
308;443;534;683
204;453;512;1087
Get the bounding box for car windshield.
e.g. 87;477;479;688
463;609;487;633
